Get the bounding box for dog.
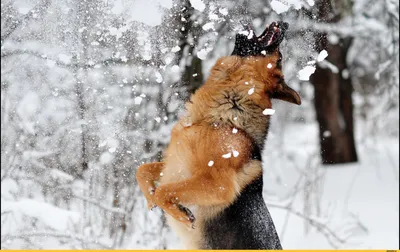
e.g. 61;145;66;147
136;21;301;249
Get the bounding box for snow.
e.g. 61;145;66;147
2;199;81;231
111;0;124;15
154;117;161;123
248;87;255;95
218;8;228;16
202;22;215;31
342;69;349;79
247;30;255;39
171;65;181;73
232;150;239;157
134;97;143;105
50;169;74;182
18;7;30;14
306;0;315;6
155;71;163;83
328;34;340;45
270;0;290;14
263;108;276;115
197;47;213;60
128;0;173;27
108;147;117;153
320;60;339;73
171;46;181;53
232;128;238;134
1;179;18;200
261;123;399;249
298;65;316;81
46;59;56;68
58;54;72;64
323;130;331;137
317;50;328;62
222;153;232;158
208;160;214;167
190;0;205;12
267;63;273;68
99;152;114;165
238;30;250;36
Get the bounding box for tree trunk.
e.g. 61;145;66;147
311;0;358;164
311;35;358;164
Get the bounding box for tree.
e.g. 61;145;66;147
310;0;358;164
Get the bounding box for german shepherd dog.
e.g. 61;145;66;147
136;21;301;249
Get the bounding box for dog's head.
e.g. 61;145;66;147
233;21;300;106
207;21;301;108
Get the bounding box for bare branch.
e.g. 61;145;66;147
267;200;366;248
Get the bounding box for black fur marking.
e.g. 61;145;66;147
201;144;282;249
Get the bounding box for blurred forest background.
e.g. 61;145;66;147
1;0;399;249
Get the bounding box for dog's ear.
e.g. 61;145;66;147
272;81;301;105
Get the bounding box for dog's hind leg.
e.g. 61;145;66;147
136;162;165;210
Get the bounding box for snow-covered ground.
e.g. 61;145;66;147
1;121;398;249
263;123;399;249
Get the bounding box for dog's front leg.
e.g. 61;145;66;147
154;173;238;229
136;162;165;210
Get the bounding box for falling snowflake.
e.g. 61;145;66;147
248;87;255;95
263;108;275;115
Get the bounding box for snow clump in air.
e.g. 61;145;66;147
263;108;276;115
190;0;205;11
317;50;328;62
270;0;290;14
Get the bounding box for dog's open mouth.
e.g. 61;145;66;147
232;21;288;57
258;21;288;47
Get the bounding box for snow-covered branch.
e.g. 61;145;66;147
1;232;112;249
1;0;51;44
267;200;366;248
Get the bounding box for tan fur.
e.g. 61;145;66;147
136;51;300;249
